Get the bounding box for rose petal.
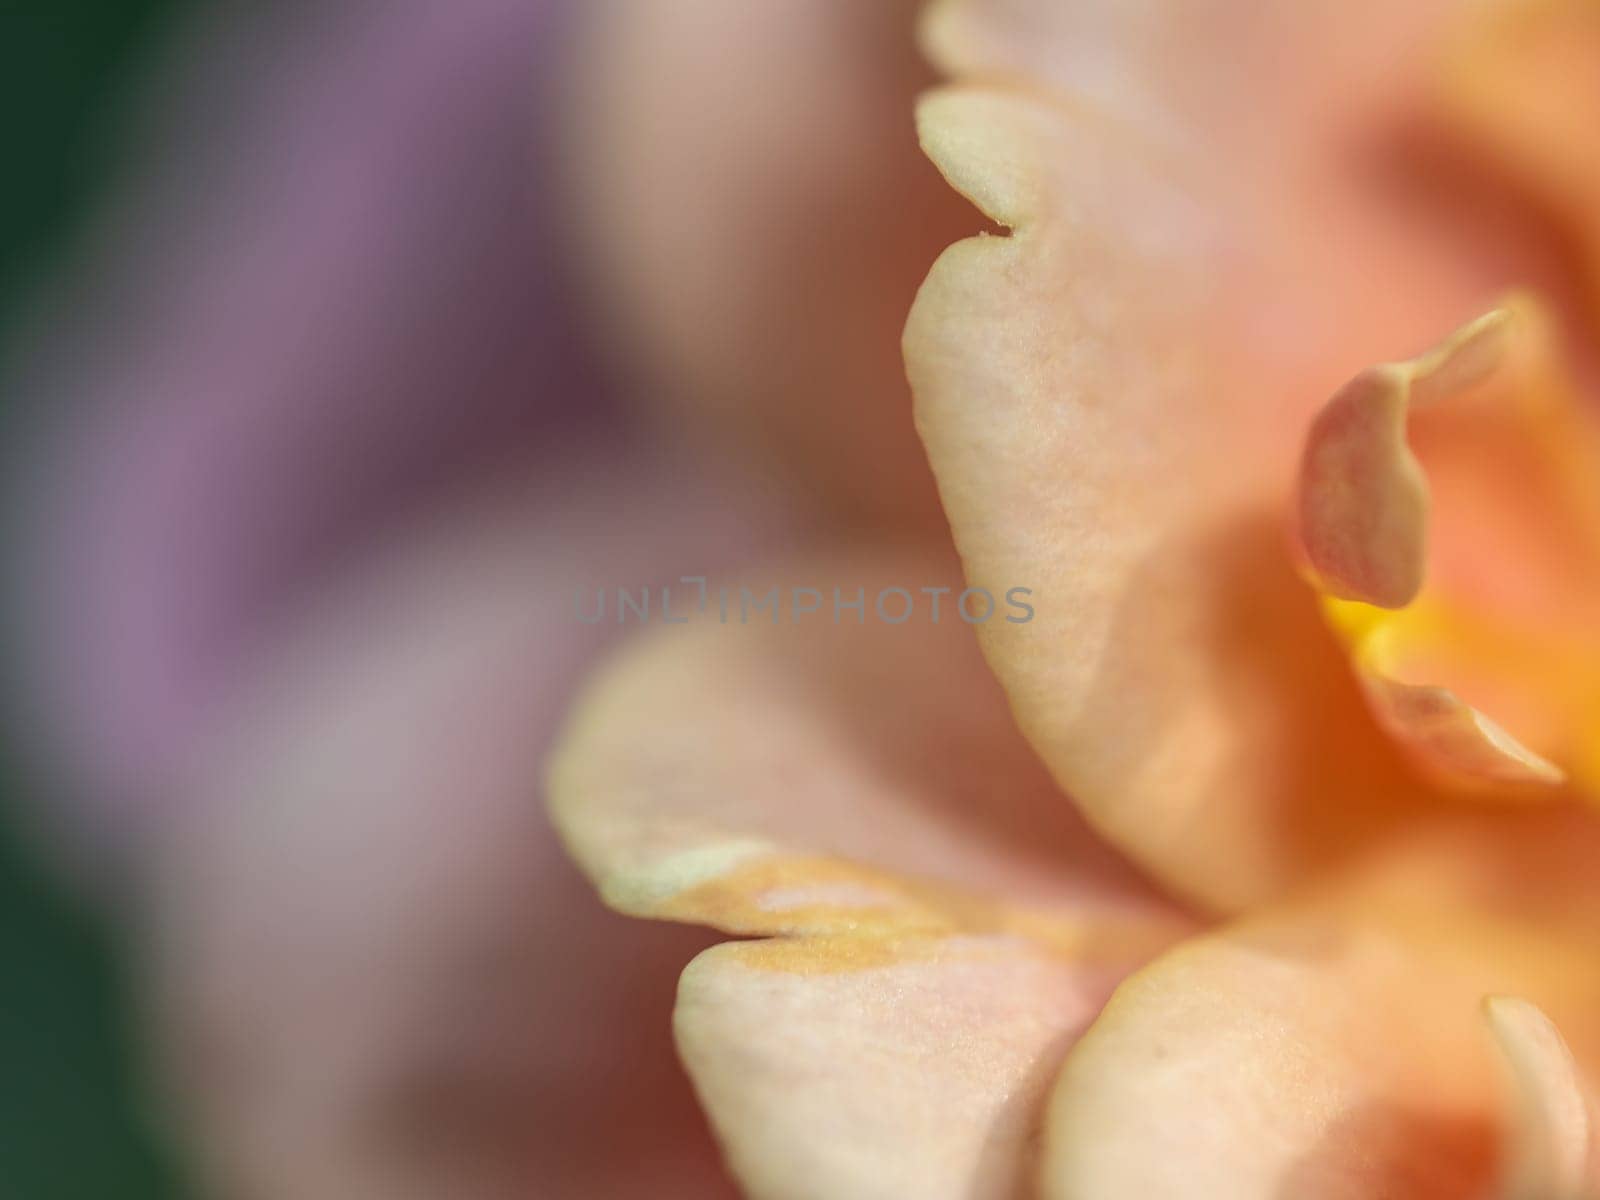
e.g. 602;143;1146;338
1297;299;1600;792
675;933;1127;1200
1435;0;1600;301
1488;996;1600;1200
549;545;1190;1196
918;0;1519;336
1040;899;1600;1200
903;87;1478;910
549;544;1186;935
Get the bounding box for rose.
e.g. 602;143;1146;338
18;1;1600;1198
549;1;1600;1197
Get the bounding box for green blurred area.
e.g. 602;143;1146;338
2;2;193;1197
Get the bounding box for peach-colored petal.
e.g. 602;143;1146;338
675;933;1127;1200
903;87;1471;911
921;0;1451;156
1353;666;1564;789
1040;901;1600;1200
549;545;1191;1196
1297;300;1600;792
919;0;1523;337
549;544;1186;936
1325;802;1600;940
565;0;975;530
1436;0;1600;302
1487;996;1600;1200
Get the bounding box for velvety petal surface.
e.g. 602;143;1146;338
550;545;1185;932
918;0;1537;333
676;933;1126;1200
1488;996;1600;1200
548;545;1191;1196
903;86;1484;910
1436;0;1600;303
1040;890;1600;1200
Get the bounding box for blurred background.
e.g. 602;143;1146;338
3;3;192;1197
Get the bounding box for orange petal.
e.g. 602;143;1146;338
1435;0;1600;304
1297;300;1600;793
1487;996;1600;1200
904;86;1471;911
1040;899;1600;1200
676;933;1128;1200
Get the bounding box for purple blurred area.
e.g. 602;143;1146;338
9;0;628;865
4;5;778;1193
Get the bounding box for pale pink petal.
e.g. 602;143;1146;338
904;87;1464;911
550;544;1186;933
1436;0;1600;302
548;543;1191;1195
676;934;1127;1200
1041;901;1600;1200
1487;996;1600;1200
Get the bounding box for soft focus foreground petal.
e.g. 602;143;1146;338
550;545;1188;1197
550;544;1185;936
1437;0;1600;301
1040;898;1600;1200
905;88;1461;911
676;934;1124;1200
148;452;781;1200
1488;997;1600;1200
565;0;976;530
1298;300;1600;792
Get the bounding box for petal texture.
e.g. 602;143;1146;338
548;545;1190;1197
550;545;1184;933
1488;996;1600;1200
1041;897;1600;1200
1437;0;1600;302
905;88;1460;910
676;934;1123;1200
